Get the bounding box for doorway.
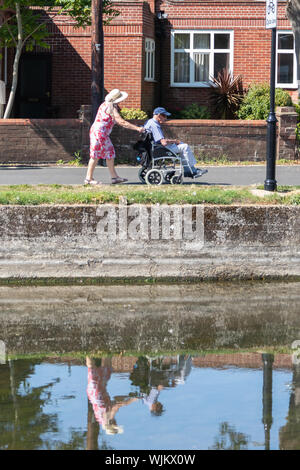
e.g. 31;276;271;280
16;54;52;118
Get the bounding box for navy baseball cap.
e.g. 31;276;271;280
153;107;171;116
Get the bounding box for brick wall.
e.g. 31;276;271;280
0;119;81;163
0;108;296;165
111;118;268;162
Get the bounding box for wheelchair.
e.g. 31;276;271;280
133;130;195;185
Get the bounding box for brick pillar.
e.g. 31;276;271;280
79;105;92;162
276;106;298;160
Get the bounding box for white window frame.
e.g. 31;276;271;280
145;38;155;81
171;30;234;87
276;30;297;89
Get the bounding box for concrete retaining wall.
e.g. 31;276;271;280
1;204;300;280
1;283;300;354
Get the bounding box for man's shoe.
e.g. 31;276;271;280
193;169;208;178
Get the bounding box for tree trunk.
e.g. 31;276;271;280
3;2;23;119
91;0;104;122
286;0;300;98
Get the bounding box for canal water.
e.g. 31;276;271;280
1;282;300;450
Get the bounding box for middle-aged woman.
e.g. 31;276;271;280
84;89;144;185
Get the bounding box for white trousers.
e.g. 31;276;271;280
166;142;197;167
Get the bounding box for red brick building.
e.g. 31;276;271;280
1;0;297;118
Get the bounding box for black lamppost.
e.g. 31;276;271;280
91;0;104;122
264;12;277;191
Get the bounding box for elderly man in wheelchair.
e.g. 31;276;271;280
135;107;208;185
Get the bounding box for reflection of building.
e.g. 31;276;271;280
279;364;300;450
2;1;298;118
192;352;291;370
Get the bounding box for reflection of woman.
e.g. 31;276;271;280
85;89;144;185
86;357;137;435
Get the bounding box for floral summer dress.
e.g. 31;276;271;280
89;102;116;160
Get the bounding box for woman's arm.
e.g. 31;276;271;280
113;107;144;133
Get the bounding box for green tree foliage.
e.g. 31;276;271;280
56;0;119;28
237;83;293;120
0;1;50;51
0;0;119;117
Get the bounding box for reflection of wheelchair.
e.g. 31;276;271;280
133;130;195;186
129;355;192;392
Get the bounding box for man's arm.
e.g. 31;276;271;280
160;138;181;146
145;120;180;145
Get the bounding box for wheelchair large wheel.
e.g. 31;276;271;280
138;167;148;184
171;174;183;185
145;169;163;185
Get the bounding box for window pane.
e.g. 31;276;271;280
214;33;230;49
174;52;190;82
151;53;154;78
147;53;150;78
194;53;209;81
278;34;294;50
214;53;229;77
194;34;210;49
174;34;190;49
277;53;293;83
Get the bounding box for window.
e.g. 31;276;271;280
145;38;155;81
171;30;233;87
276;31;297;88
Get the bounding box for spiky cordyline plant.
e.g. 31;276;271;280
209;69;245;119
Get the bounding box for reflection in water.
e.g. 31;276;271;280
262;353;274;451
279;364;300;450
2;282;300;449
2;283;300;354
86;355;192;449
0;359;61;450
209;422;250;450
1;352;300;450
86;357;137;438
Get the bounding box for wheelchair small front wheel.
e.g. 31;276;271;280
164;171;175;184
145;169;163;185
171;174;183;185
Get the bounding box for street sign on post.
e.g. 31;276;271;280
266;0;277;29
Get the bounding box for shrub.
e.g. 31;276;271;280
237;83;293;120
120;107;148;120
172;103;211;119
208;69;245;119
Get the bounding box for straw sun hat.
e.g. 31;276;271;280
105;89;128;104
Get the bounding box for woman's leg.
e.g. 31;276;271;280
105;158;119;179
85;157;98;181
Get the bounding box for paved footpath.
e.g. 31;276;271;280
1;164;300;186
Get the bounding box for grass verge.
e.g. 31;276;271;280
1;183;299;205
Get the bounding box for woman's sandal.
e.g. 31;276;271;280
84;179;103;185
111;177;128;184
